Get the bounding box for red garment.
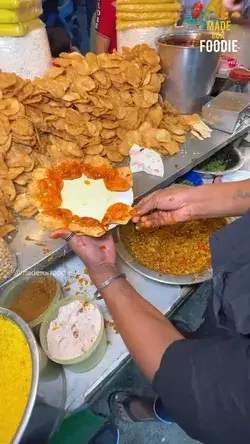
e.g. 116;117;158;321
95;0;117;53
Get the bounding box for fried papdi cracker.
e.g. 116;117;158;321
102;203;134;226
0;224;16;237
0;204;13;225
69;216;106;237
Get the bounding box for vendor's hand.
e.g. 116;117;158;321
50;230;117;287
223;0;242;11
133;187;196;228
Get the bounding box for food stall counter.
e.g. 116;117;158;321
1;121;250;292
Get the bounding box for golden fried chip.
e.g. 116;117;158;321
8;167;25;180
19;206;38;218
73;74;96;94
0;154;8;176
0;130;8;146
101;129;116;140
171;134;186;144
11;117;34;137
0;73;16;90
106;149;124;163
167;124;186;136
62;91;81;102
35;209;72;230
163;140;180;155
0;178;16;204
0;224;16;237
5;147;34;170
0;98;20;116
85;144;103;155
146;103;163;127
84;154;111;167
102;202;134;226
118;140;131;156
13;193;30;213
0;204;13;225
155;129;171;143
25;105;43;124
71;59;90;76
85;52;99;74
45;66;65;79
69;217;106;237
14;172;33;186
0;113;10;135
0;134;12;155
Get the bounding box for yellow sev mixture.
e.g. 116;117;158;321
121;219;227;275
0;315;32;444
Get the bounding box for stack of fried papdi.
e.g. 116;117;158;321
0;45;211;236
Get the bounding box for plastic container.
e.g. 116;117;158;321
0;25;52;79
221;170;250;183
117;26;172;51
0;238;17;284
40;296;107;373
0;274;62;335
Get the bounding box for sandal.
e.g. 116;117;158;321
108;391;157;423
88;423;119;444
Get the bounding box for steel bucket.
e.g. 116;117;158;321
156;31;221;114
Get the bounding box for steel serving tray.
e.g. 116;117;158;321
116;218;236;286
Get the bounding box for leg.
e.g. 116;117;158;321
108;391;172;424
88;423;119;444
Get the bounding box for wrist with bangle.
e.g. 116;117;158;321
94;272;127;300
88;263;127;300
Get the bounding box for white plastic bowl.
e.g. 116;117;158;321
221;170;250;183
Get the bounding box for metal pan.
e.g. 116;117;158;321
116;229;212;285
194;145;244;176
116;217;236;285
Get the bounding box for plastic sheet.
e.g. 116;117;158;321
0;26;51;79
0;0;41;9
117;16;178;29
118;2;181;11
0;6;42;23
0;17;42;36
117;26;172;51
118;11;179;20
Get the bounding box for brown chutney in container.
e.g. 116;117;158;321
10;276;57;323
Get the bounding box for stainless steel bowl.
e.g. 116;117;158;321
0;307;39;444
194;146;244;176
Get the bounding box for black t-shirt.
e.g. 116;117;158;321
153;212;250;444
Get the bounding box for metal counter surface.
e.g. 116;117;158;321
43;252;193;411
1;121;250;290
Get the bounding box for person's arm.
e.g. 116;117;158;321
96;33;110;54
134;180;250;228
95;0;115;54
50;231;183;383
91;264;183;382
185;180;250;218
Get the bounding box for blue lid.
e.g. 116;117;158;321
178;171;203;186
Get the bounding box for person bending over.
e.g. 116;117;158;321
95;0;116;54
51;179;250;444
